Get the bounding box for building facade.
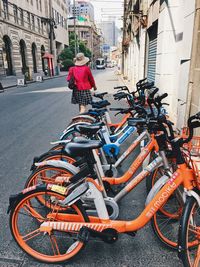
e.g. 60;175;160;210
0;0;69;78
122;0;197;128
97;21;117;47
70;0;94;22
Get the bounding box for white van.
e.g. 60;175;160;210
96;58;106;69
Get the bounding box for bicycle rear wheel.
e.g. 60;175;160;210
9;188;88;263
25;166;74;188
178;196;200;267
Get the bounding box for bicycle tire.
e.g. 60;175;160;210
151;187;183;249
9;188;89;263
60;128;83;141
48;144;65;151
178;196;200;267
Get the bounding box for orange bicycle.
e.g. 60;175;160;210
8;112;200;263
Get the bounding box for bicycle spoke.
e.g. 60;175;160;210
49;235;60;256
22;228;41;242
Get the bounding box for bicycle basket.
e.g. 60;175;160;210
181;127;200;156
183;148;200;190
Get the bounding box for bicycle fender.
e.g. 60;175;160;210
34;160;79;174
62;122;91;135
71;115;96;122
185;190;200;207
145;175;169;206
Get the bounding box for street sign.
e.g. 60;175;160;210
17;78;26;86
36;75;43;82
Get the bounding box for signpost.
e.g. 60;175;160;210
17;78;26;87
36;75;43;82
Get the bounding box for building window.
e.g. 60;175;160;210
2;0;9;19
37;18;40;33
27;11;30;27
36;0;39;9
13;5;18;24
39;0;42;11
19;8;24;26
32;14;35;30
57;13;60;24
41;21;44;34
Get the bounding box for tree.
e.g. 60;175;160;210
59;32;92;70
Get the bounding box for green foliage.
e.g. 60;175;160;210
59;47;74;61
59;32;92;65
61;59;74;71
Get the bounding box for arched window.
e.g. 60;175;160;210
3;35;13;75
19;39;27;74
32;43;37;73
41;45;45;72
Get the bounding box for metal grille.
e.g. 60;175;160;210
147;24;158;82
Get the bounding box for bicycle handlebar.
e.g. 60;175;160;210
155;93;168;103
149;88;159;98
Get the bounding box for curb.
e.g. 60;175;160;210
2;73;67;90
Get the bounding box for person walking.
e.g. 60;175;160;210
67;53;97;113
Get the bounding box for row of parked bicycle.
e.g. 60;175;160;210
8;78;200;266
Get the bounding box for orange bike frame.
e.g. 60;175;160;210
103;134;159;185
42;164;196;235
107;113;131;133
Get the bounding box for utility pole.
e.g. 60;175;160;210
73;0;77;56
49;0;56;74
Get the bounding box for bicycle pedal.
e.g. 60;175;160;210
77;226;90;243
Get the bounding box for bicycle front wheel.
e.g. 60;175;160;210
9;188;89;263
179;195;200;267
151;186;183;249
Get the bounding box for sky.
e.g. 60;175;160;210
90;0;123;28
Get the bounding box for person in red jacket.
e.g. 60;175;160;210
67;53;97;113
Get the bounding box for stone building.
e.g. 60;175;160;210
0;0;69;78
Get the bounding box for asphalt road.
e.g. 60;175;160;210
0;69;182;266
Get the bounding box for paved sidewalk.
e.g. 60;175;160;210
0;71;68;89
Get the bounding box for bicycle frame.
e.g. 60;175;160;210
60;118;137;158
41;163;197;236
102;133;163;186
102;130;149;172
107;113;132;133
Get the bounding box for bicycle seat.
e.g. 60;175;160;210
88;108;107;116
75;124;102;136
91;100;110;109
94;92;108;100
65;139;102;157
